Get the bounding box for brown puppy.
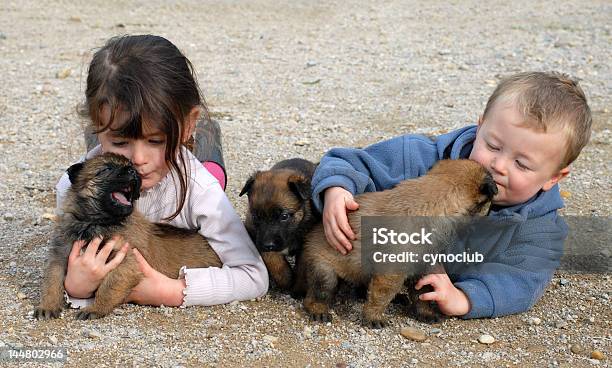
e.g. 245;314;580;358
300;159;497;328
35;153;221;320
240;158;319;291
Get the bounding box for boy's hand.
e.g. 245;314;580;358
322;187;359;255
415;272;471;317
127;248;186;307
64;236;129;298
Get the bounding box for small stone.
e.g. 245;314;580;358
570;344;585;355
0;32;6;40
555;321;568;329
410;358;418;364
400;327;427;342
335;363;347;368
42;213;57;221
4;213;15;221
69;16;81;22
294;140;310;146
9;261;16;268
478;334;495;344
559;278;570;286
306;61;318;68
262;335;278;344
17;292;26;299
588;359;601;365
82;328;102;339
591;351;605;360
587;316;595;323
56;68;72;79
528;317;541;325
430;328;442;335
303;326;313;338
49;336;58;345
560;190;571;199
340;341;352;349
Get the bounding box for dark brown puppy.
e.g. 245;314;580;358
240;158;320;291
300;159;497;328
35;153;221;320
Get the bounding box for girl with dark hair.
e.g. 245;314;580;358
55;35;268;307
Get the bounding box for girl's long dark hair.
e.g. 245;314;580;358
80;34;209;220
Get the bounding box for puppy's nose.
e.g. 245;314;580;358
480;173;498;198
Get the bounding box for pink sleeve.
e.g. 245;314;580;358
203;161;226;191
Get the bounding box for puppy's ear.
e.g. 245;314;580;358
67;162;85;185
239;172;258;197
288;174;311;201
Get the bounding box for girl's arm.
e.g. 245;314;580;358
179;179;268;306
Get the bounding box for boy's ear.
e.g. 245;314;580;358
477;115;484;126
542;166;570;191
182;106;201;143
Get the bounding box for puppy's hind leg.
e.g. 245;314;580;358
76;257;141;320
304;260;338;323
363;273;406;329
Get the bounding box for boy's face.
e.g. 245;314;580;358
469;101;570;206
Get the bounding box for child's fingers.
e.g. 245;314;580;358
415;274;438;290
97;236;121;261
68;240;85;262
323;218;347;255
345;197;359;211
337;212;356;241
418;291;439;302
104;243;129;272
84;236;103;257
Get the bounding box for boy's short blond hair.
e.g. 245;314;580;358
483;71;592;168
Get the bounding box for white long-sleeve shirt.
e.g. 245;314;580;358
56;145;268;307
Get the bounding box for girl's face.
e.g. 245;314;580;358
97;106;169;191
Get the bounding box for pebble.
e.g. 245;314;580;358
478;334;495;345
303;326;313;339
400;327;427;342
262;335;278;344
55;68;71;79
430;328;442;335
591;351;605;360
49;336;58;345
588;359;601;365
555;321;568;329
4;213;15;221
82;328;102;339
527;317;541;325
410;358;418;364
17;292;26;299
570;344;585;355
559;278;570;286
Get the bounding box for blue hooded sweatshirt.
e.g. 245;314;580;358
311;125;568;319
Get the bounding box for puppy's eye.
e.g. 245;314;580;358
279;212;292;221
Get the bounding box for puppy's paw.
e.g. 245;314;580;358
362;316;388;329
409;301;445;324
75;310;102;320
33;306;62;320
309;311;332;323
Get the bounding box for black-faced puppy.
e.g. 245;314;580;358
301;159;497;328
35;153;221;320
240;158;320;291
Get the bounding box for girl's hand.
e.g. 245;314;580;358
64;236;129;298
322;187;359;255
415;272;471;316
127;248;186;307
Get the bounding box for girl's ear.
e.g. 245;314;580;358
182;106;201;143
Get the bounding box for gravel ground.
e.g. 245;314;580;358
0;1;610;367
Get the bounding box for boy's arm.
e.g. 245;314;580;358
453;218;567;319
311;134;443;212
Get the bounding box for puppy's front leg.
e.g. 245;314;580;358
76;255;142;320
34;258;68;320
261;252;293;290
304;261;338;323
